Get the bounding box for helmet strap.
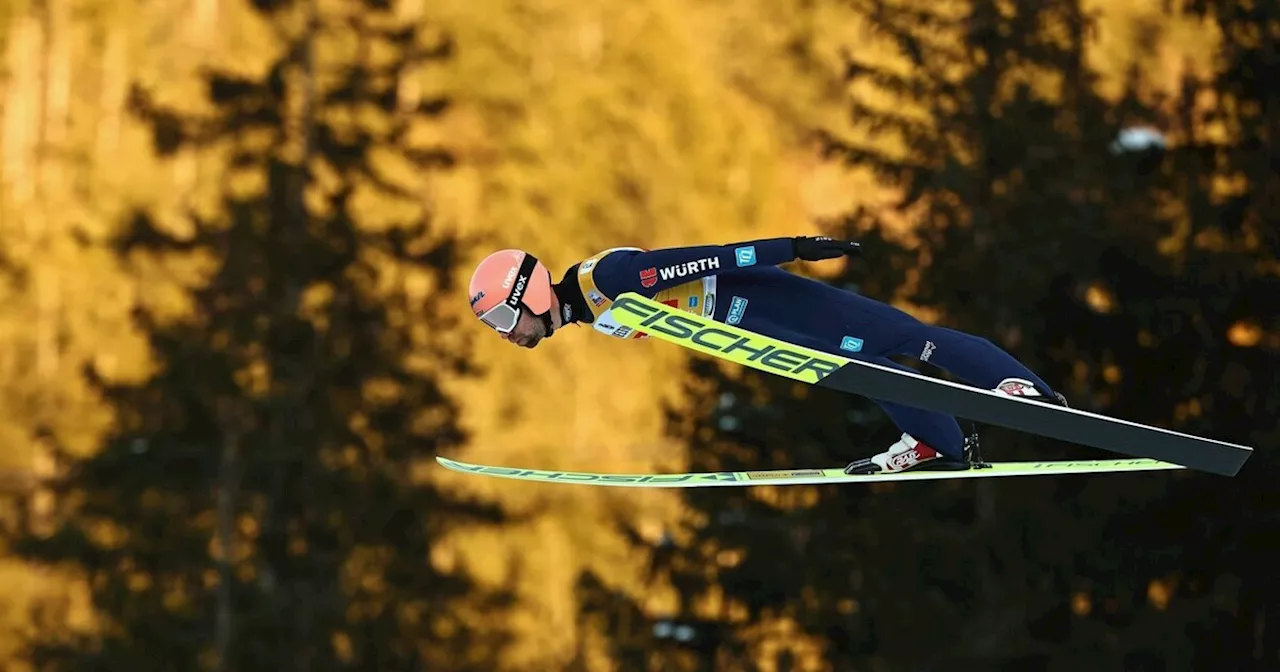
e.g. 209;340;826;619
504;253;541;313
502;253;555;337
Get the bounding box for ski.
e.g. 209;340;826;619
609;292;1254;477
436;455;1183;488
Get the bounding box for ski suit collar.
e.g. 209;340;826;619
553;264;591;326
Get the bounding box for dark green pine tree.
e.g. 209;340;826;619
6;3;514;671
614;0;1204;669
1044;1;1280;668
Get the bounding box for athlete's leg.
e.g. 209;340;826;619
712;269;1048;472
733;309;968;462
841;300;1061;398
716;267;1062;399
862;357;966;460
883;323;1065;401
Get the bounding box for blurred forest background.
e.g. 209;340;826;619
0;0;1275;669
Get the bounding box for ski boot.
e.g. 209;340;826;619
993;377;1070;407
844;433;971;475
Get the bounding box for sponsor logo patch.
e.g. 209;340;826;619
996;378;1040;397
588;290;607;307
920;340;935;362
840;336;864;353
887;448;928;471
734;246;757;267
639;267;658;288
469;291;485;307
658;257;720;282
727;296;748;325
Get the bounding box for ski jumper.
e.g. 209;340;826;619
561;238;1059;459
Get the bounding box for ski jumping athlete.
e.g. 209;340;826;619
466;237;1068;474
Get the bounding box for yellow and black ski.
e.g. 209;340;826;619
606;292;1253;477
436;455;1182;488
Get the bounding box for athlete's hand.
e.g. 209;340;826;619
793;236;861;261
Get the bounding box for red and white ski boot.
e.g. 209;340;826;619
844;433;970;475
993;377;1069;407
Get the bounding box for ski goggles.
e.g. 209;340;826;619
477;253;541;334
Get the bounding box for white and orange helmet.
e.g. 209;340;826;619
468;249;554;333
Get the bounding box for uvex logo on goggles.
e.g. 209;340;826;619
612;296;842;383
506;255;537;308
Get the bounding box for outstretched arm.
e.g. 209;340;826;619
594;236;860;297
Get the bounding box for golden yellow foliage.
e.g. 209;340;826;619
424;6;1216;666
0;0;1231;668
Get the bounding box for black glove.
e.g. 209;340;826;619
793;236;861;261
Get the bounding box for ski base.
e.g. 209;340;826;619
436;455;1183;488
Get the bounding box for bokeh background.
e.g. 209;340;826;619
0;0;1276;669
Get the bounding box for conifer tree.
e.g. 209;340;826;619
7;3;514;670
634;0;1203;668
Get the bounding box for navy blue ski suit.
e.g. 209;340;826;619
562;237;1060;459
